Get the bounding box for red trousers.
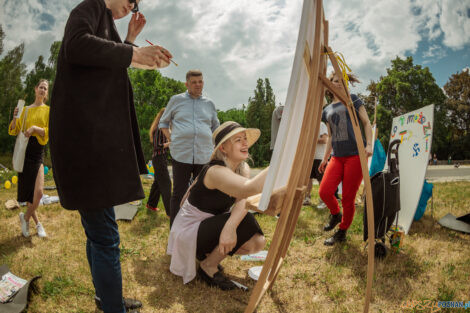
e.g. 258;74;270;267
319;155;363;230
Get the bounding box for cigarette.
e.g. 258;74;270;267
145;39;178;66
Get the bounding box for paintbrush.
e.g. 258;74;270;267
145;39;178;66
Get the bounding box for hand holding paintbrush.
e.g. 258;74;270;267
146;40;178;66
131;43;174;69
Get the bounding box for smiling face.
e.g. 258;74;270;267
106;0;139;19
220;131;249;163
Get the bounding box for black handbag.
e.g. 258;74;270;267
364;139;401;241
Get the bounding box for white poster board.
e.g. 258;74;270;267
257;0;317;211
388;104;434;234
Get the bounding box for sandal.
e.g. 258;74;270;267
197;267;235;291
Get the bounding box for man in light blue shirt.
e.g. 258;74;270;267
159;70;220;225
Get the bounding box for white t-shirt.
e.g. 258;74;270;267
314;122;328;160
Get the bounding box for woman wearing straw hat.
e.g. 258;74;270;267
167;121;269;290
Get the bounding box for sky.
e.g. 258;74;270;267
1;0;469;110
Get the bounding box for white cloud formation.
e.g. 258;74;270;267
1;0;469;109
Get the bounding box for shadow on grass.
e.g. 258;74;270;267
0;235;34;257
126;206;168;237
132;256;254;312
324;239;425;303
409;215;469;243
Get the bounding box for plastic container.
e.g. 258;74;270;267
16;100;25;118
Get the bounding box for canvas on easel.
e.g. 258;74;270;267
244;0;376;312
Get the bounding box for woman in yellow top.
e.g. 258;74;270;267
9;79;50;238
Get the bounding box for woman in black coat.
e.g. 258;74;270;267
49;0;172;311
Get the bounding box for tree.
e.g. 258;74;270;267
128;68;186;159
246;78;276;166
0;42;26;153
0;25;4;55
443;69;470;159
364;57;448;155
217;105;247;127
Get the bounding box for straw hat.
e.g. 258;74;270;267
211;121;260;160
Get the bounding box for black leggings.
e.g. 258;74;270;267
148;153;172;216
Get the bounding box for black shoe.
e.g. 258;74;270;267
95;297;142;311
323;213;342;231
197;267;236;291
324;229;347;246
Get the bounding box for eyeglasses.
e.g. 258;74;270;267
129;0;139;13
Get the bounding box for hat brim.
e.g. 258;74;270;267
211;128;261;160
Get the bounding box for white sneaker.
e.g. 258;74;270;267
36;222;47;238
317;201;327;209
19;213;30;237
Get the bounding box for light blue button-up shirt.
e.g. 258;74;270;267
159;91;220;164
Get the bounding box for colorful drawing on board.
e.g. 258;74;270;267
391;125;398;138
412;143;420;157
423;122;432;135
408;130;413;140
399;130;407;143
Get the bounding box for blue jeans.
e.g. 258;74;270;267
79;207;125;313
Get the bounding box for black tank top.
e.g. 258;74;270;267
188;160;236;215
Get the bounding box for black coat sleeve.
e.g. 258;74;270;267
63;0;133;69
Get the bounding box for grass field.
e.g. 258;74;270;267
0;172;469;313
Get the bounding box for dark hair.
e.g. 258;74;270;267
186;69;202;81
325;72;360;100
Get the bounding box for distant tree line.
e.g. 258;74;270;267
1;24;469;167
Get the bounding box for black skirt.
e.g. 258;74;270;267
17;136;44;203
196;212;263;261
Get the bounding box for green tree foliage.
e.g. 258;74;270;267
0;25;4;55
364;56;448;154
24;41;61;105
443;69;470;159
128;68;186;160
0;39;26;153
217;105;247;127
246;78;276;166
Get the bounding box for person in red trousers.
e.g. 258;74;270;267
319;73;373;246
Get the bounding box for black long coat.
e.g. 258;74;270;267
50;0;147;211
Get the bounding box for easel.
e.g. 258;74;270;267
244;1;375;312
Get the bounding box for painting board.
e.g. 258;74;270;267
387;104;434;234
257;0;316;212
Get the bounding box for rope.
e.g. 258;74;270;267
323;51;352;88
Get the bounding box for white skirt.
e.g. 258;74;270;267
167;199;214;284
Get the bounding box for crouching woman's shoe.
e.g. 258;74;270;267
197;266;236;291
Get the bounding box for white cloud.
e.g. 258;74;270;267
1;0;469;109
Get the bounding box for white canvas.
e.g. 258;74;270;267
258;0;317;211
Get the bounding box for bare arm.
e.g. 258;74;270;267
161;128;171;142
317;133;328;144
218;166;251;254
205;165;269;199
9;107;19;132
319;124;333;173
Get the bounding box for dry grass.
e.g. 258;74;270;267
0;175;469;313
